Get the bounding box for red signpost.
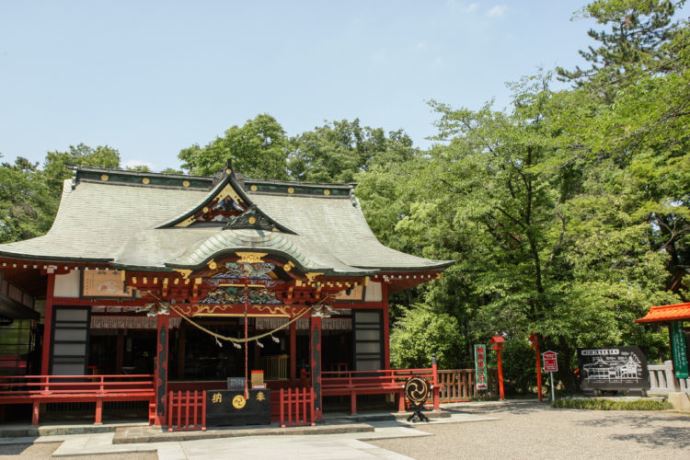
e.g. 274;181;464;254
542;350;558;402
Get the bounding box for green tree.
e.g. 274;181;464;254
43;144;120;193
0;157;56;242
179;114;289;179
289;119;416;183
557;0;685;99
390;304;463;369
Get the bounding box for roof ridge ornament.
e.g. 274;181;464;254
157;164;294;233
224;205;284;233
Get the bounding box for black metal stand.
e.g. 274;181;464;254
406;402;429;423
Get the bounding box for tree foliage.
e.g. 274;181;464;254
179;114;289;179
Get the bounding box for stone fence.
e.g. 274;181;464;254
648;360;690;394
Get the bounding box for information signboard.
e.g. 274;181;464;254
542;351;558;373
670;321;689;379
577;347;649;392
474;344;488;390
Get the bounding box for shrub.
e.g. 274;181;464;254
552;398;672;411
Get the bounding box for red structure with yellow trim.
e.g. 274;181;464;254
0;167;451;427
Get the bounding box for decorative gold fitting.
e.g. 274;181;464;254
283;261;295;272
235;252;267;263
174;269;192;279
207;259;218;270
305;272;323;283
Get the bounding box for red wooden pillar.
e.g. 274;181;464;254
289;321;297;382
40;272;55;376
310;314;322;420
154;314;170;426
490;335;505;401
382;282;391;369
530;334;543;402
496;349;505;401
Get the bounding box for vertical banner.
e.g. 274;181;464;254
474;344;488;390
670;321;689;379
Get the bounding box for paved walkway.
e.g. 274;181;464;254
371;401;690;460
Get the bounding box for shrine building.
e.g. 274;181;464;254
0;167;450;428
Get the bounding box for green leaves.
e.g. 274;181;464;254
179;114;289;179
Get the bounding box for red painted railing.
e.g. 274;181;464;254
279;387;314;427
167;390;206;431
0;374;154;398
0;374;154;425
321;367;440;413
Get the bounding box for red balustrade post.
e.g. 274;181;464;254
185;390;190;430
177;390;182;430
302;387;307;425
432;357;440;411
279;388;285;427
201;390;207;431
95;399;103;424
287;388;292;426
167;391;173;432
193;391;199;429
32;401;40;426
310;387;315;426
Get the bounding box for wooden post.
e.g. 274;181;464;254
95;399;103;424
535;338;543;402
177;323;186;379
40;272;55;376
115;333;125;374
529;334;543;401
310;314;322;420
382;283;390;369
497;348;505;401
154;314;169;426
289;321;297;382
432;357;440;411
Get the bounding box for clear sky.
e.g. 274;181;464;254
0;1;617;171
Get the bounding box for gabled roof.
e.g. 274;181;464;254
0;167;452;275
636;302;690;323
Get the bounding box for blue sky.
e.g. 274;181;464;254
0;1;621;171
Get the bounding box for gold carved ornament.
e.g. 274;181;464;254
235;252;267;264
232;394;247;409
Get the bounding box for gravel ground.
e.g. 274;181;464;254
369;401;690;460
0;442;157;460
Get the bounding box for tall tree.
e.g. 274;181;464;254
0;157;56;242
43;144;120;194
288;119;416;183
179;114;289;179
557;0;685;99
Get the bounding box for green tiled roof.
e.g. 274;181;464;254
0;168;452;274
